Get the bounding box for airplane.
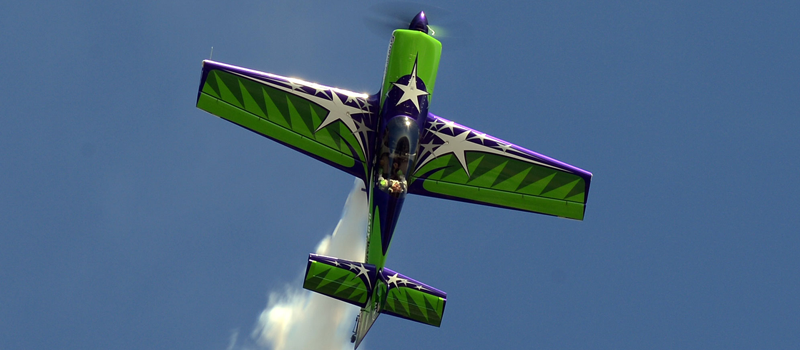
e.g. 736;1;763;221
195;11;592;349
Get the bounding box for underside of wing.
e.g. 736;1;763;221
196;60;379;181
407;113;592;220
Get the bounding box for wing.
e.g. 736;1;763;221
408;113;593;220
196;60;378;181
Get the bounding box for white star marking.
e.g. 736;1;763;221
286;79;304;91
415;284;427;291
392;62;429;112
428;118;443;130
468;132;488;144
348;263;372;288
426;130;481;176
494;142;513;153
358;98;371;112
224;70;372;157
419;140;439;158
354;117;373;142
316;91;366;135
354;118;372;133
386;273;408;288
413;119;567;176
314;87;329;99
441;120;457;134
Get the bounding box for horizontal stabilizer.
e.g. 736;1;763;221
380;268;447;327
303;254;377;308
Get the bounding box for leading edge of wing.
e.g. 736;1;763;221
196;60;379;181
407;113;593;220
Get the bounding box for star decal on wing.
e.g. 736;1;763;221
414;117;568;177
440;120;456;133
221;69;375;160
287;80;303;91
494;142;513;153
427;118;443;131
419;130;487;177
468;132;488;144
354;117;374;141
419;140;439;159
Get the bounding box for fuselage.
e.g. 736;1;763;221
365;29;442;270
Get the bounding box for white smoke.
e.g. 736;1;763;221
250;178;369;350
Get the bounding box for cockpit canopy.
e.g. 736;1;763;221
376;116;420;196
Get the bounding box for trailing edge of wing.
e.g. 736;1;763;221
196;60;379;181
407;113;592;220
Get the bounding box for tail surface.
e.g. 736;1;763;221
303;254;447;348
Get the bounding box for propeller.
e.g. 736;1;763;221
363;2;473;49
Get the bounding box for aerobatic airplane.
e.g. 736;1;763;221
195;11;592;348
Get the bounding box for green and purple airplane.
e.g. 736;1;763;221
195;11;592;348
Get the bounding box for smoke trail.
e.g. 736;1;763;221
251;178;368;350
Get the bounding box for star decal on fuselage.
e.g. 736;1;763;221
392;60;429;113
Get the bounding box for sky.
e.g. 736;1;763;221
1;0;799;349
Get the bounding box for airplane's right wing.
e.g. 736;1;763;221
407;113;592;220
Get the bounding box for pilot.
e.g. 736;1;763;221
377;153;391;191
390;180;403;194
379;176;389;190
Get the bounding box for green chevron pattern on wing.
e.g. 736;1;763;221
197;69;366;170
383;286;446;327
303;261;370;307
410;152;587;220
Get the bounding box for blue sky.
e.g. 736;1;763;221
2;1;799;349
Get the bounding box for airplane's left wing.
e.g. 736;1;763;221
196;60;378;181
407;113;592;220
